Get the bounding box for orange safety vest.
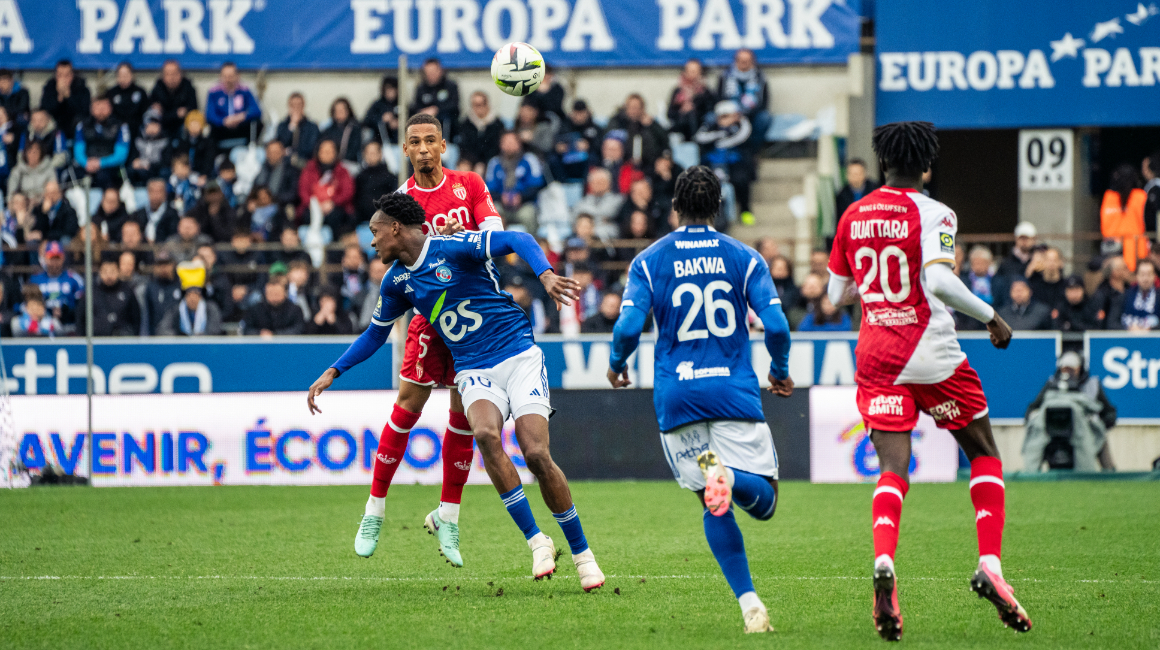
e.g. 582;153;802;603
1101;188;1150;272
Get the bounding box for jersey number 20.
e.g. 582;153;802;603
672;281;736;341
855;246;911;303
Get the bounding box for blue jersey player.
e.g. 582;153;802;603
307;193;606;591
607;166;793;633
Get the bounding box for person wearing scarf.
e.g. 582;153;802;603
667;59;718;140
1117;258;1160;331
457;91;504;173
157;261;223;336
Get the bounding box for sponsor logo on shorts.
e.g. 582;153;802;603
376;454;398;465
435;265;453;282
674;442;710;462
873;516;895;528
868;395;906;416
676;361;731;380
928;398;961;421
866;305;919;327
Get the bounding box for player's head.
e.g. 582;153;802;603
672;165;722;225
369;192;426;262
403;114;445;175
872;121;939;180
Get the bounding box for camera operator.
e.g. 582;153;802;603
1022;352;1116;472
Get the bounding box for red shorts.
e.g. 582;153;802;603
399;316;457;387
856;360;989;432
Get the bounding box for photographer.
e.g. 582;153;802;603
1022;352;1116;472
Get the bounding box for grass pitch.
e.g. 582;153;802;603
1;480;1158;649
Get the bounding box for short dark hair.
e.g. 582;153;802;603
116;61;133;73
405;113;442;135
55;59;72;69
373;192;426;227
847;157;867;168
872;121;939;177
221;61;237;71
0;69;12;79
673;165;722;223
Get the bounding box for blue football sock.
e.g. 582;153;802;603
703;508;755;598
500;486;541;540
730;468;777;521
552;505;590;554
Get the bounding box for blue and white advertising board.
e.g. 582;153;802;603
0;0;859;70
876;0;1160;128
1086;333;1160;423
1;333;1057;420
13;390;530;486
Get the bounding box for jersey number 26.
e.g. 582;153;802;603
672;281;736;341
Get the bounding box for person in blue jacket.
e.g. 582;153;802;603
205;62;262;152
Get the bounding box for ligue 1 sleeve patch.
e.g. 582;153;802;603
373;296;382;318
939;232;955;253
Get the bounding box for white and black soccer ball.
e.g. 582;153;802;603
491;42;544;97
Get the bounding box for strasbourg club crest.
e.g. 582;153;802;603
436;265;453;282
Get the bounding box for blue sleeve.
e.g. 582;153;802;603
481;230;552;276
73;125;87;166
204;91;225;126
332;278;409;374
484;159;502;194
746;259;790;379
609;306;647;373
99;125;130;168
515;156;545;200
331;323;390;375
621;255;655;315
245;89;262;120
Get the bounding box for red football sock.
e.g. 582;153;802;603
370;405;422;498
440;411;474;504
872;471;909;564
969;456;1005;559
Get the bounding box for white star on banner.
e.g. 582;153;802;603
1049;32;1085;61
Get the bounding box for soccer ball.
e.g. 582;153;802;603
491;42;544;97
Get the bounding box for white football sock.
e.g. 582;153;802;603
980;554;1002;578
365;495;385;518
875;555;895;572
439;501;460;524
738;591;763;614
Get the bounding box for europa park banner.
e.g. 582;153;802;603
876;0;1160;128
0;0;859;70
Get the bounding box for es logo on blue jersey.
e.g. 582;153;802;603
436;265;453;283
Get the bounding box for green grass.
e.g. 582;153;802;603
1;481;1158;649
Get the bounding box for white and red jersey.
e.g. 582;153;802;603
828;186;965;387
397;169;503;235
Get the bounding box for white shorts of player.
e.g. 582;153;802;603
455;346;552;421
660;420;779;491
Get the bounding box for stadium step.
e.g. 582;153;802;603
730;157;815;245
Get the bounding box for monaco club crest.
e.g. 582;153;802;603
453;183;467;201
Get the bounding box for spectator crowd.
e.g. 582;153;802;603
0;54;1156;339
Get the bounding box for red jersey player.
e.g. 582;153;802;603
330;113;501;568
827;122;1030;641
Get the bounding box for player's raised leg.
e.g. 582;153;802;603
513;412;604;591
425;388;471;568
868;429;912;642
356;382;428;557
467;398;559;580
952;416;1032;632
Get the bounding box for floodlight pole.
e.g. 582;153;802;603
397;54;409;189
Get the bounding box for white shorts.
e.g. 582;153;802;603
455;346;552;421
660;420;779;491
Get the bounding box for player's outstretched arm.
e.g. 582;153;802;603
485;231;580;307
306;324;391;414
607;306;647;388
757;304;794;397
924;262;1011;349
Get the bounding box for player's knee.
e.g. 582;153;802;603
473;424;502;451
522;447;553;476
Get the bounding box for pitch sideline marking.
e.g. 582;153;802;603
1;575;1155;584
